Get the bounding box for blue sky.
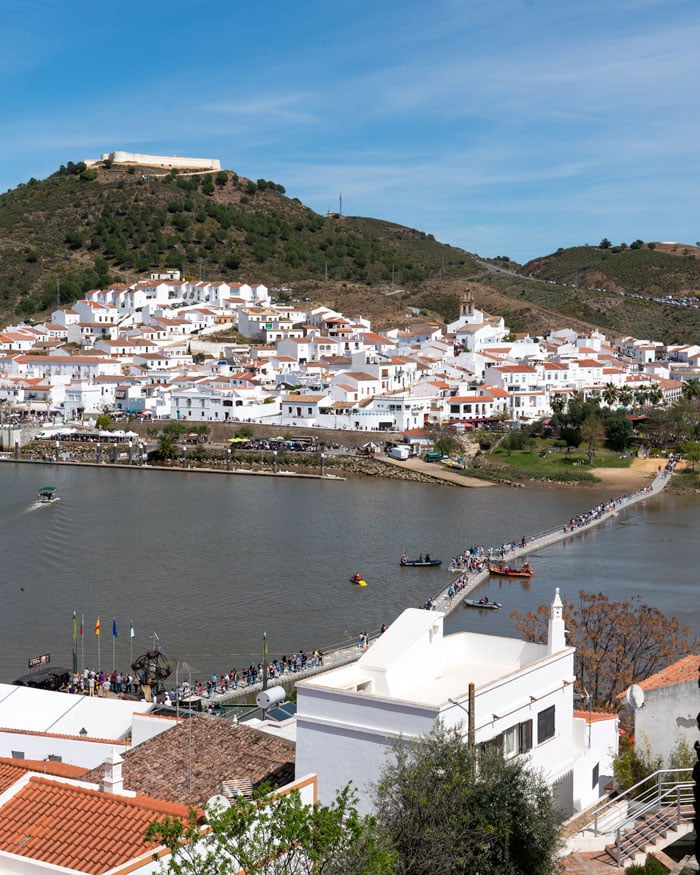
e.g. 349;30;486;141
1;0;699;263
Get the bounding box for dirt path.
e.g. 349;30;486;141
379;455;493;487
385;455;676;490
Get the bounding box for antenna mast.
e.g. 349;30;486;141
339;192;343;217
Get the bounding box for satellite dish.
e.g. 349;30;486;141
625;684;645;709
205;794;231;819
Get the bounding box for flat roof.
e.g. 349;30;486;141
0;684;152;739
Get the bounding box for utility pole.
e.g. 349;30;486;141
339;192;343;217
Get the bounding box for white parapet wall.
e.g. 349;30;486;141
94;151;221;171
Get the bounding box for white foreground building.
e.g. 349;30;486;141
295;590;617;817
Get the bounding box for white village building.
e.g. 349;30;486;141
295;590;617;817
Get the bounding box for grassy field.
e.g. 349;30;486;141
468;441;637;484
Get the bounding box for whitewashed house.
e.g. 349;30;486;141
295;590;617;817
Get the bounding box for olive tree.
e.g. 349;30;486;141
373;723;561;875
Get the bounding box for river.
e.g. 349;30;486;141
0;462;696;683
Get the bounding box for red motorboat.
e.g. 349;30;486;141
488;561;533;579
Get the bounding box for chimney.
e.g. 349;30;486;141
102;748;124;794
547;588;566;654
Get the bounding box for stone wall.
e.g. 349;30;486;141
98;151;221;171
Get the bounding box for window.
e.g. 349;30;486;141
519;719;533;753
537;705;555;743
592;763;599;789
504;720;532;758
481;719;533;759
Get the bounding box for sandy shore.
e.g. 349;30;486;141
587;457;674;491
392;454;676;491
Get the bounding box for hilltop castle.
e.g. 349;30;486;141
86;150;221;172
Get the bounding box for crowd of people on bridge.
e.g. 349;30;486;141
449;537;528;573
62;648;327;701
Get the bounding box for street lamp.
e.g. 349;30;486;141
320;450;325;478
112;440;118;464
55;439;60;462
182;444;187;469
128;440;133;465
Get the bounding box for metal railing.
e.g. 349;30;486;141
588;768;694;865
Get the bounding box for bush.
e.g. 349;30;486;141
625;857;669;874
613;737;661;796
501;430;533;452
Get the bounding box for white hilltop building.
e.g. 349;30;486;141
86;150;221;171
295;590;617;817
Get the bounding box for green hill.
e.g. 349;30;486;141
0;161;475;323
0;162;698;344
524;242;700;297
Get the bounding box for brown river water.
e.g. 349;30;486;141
0;463;696;683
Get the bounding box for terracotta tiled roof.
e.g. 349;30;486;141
635;654;700;693
0;757;88;792
0;775;189;873
84;716;295;807
573;710;617;723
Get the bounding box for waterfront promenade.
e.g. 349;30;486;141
205;468;671;710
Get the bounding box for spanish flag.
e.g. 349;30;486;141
95;617;101;636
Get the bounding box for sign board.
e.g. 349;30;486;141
28;652;50;669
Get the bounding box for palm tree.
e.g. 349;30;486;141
633;388;649;409
617;386;633;409
550;395;566;416
602;383;618;407
647;386;663;407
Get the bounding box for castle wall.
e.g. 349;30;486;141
99;151;221;171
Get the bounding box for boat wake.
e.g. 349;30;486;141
26;497;61;512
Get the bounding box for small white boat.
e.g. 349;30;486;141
463;598;501;611
37;486;58;503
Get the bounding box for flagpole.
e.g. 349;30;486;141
96;617;101;674
112;618;118;672
130;620;133;669
80;614;84;672
262;631;268;691
72;611;77;674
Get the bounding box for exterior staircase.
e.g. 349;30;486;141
563;768;695;869
603;804;693;866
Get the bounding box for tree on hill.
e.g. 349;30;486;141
373;722;561;875
512;592;700;709
599;238;611;249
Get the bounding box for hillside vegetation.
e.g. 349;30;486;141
524;242;700;295
0;161;698;344
0;161;475;323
